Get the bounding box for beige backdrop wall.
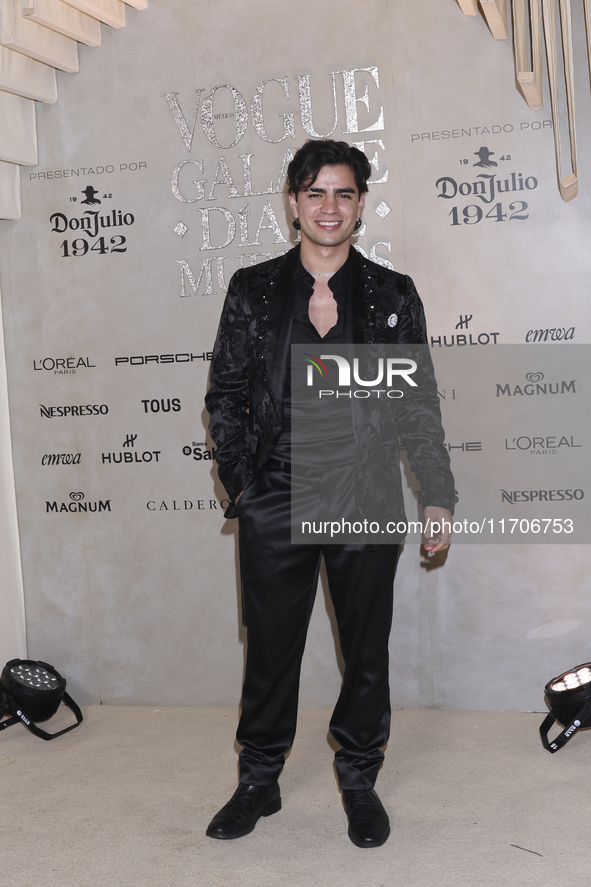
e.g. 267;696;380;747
0;283;26;665
0;0;589;709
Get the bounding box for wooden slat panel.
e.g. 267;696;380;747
457;0;479;13
541;0;577;201
480;0;509;38
123;0;147;9
21;0;101;47
0;44;56;102
0;89;37;165
584;0;591;106
513;0;543;109
0;0;79;72
0;158;20;219
61;0;124;27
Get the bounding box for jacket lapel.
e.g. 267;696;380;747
265;246;299;401
350;248;368;343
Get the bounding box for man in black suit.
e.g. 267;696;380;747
205;139;454;847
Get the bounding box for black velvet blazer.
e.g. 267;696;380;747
205;246;456;520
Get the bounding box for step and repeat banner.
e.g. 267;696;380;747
0;0;590;709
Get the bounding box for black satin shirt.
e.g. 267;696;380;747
272;254;357;466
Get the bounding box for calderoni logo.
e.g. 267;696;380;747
304;353;417;399
39;403;109;418
147;497;230;511
41;453;81;466
46;491;111;513
496;372;576;397
33;356;96;375
500;488;584;504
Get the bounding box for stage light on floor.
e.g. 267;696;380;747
0;659;83;741
540;662;591;753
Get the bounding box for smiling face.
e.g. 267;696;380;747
289;164;365;253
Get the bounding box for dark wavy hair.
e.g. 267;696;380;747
287;139;372;196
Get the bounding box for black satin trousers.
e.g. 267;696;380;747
236;460;401;790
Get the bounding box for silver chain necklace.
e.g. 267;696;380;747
303;265;336;277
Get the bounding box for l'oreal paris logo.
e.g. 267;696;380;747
33;356;95;374
305;353;417;399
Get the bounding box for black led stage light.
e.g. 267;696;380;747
540;662;591;752
0;659;82;740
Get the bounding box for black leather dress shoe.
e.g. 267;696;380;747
342;788;390;848
206;783;281;839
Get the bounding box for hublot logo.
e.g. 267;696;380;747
102;451;161;464
431;332;500;347
102;434;161;465
431;314;499;348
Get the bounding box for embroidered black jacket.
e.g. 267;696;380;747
205;246;456;520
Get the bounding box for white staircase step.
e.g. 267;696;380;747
21;0;101;46
0;158;21;219
0;43;56;101
0;89;37;165
62;0;124;26
0;0;79;72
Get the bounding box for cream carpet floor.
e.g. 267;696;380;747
1;705;589;887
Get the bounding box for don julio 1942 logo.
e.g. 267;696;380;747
49;184;134;258
436;147;538;227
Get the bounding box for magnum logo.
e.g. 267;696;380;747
46;492;111;513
